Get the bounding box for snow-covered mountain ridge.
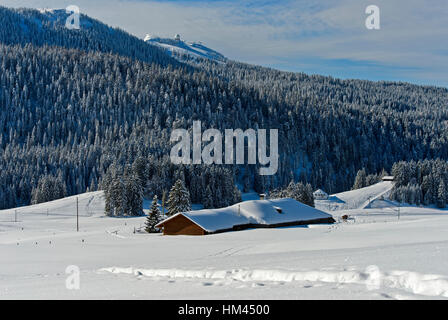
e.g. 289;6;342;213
144;34;226;63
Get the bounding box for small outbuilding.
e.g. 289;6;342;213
155;198;334;236
381;176;395;182
313;189;329;200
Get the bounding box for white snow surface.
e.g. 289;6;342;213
158;198;332;232
315;181;394;211
100;266;448;298
144;36;226;63
1;187;448;300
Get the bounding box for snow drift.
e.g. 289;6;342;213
100;266;448;298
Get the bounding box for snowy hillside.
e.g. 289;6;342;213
0;6;178;68
0;191;105;218
1;190;448;299
33;8;92;28
315;181;394;211
144;34;226;63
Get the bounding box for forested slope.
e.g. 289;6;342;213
1;7;448;209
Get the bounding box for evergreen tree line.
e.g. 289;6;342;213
100;156;241;217
351;168;387;190
389;159;448;208
270;181;315;207
145;179;191;233
145;195;161;233
102;164;143;216
31;174;66;204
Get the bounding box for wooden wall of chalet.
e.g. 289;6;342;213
161;214;206;235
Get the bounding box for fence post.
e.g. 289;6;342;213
76;197;79;232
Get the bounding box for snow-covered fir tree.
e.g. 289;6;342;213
146;195;162;233
270;181;314;207
352;169;367;190
167;179;191;216
105;177;126;216
437;180;447;208
104;168;143;216
31;175;66;204
124;170;144;216
203;185;214;209
386;159;448;207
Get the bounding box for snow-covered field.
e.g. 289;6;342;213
315;181;394;211
1;185;448;300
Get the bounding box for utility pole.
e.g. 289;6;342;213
14;210;17;222
162;190;166;216
397;203;400;221
76;197;79;232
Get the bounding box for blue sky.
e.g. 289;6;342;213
2;0;447;87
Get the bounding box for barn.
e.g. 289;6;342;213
155;198;335;235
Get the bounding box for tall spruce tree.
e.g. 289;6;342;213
167;179;191;216
203;185;214;209
352;169;367;190
437;180;447;208
31;174;66;204
146;195;162;233
104;170;143;216
124;170;144;216
270;181;315;207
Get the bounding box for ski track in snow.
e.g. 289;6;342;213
99;266;448;298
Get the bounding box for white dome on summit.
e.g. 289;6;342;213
144;34;155;41
174;34;181;41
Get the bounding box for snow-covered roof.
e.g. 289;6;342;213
156;198;333;233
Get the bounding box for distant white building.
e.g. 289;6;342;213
174;34;181;41
144;34;160;42
313;189;329;200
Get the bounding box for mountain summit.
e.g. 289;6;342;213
0;6;178;67
144;33;226;63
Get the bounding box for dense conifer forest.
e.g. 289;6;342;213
1;7;448;210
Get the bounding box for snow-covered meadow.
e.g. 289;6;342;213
1;184;448;300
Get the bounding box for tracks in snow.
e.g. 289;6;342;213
99;266;448;298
